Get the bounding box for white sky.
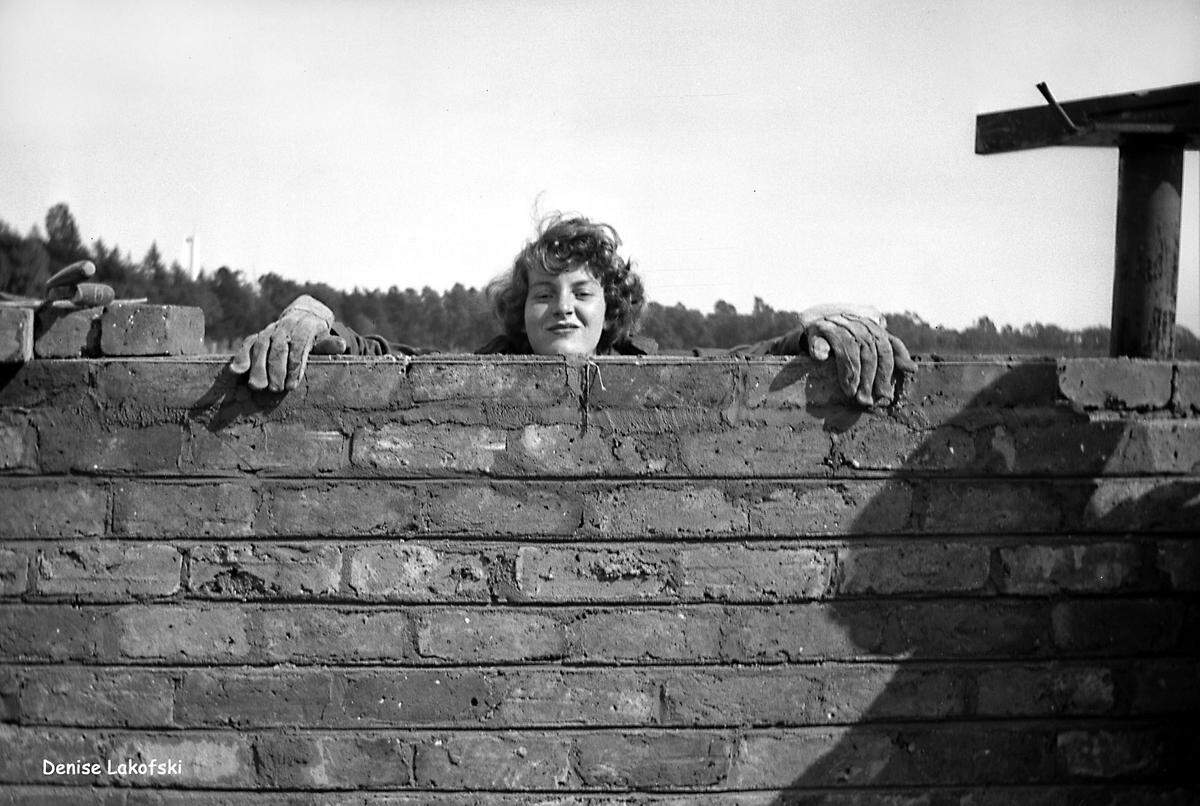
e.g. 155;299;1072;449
1;0;1197;331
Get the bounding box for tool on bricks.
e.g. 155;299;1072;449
0;261;144;309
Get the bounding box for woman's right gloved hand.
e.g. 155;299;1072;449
228;295;344;391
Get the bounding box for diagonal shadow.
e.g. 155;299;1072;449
764;360;1197;801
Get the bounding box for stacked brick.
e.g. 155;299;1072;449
0;352;1197;804
0;303;204;361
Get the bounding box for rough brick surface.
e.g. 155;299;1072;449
0;307;33;363
1058;358;1173;409
1;357;1196;801
33;304;102;358
35;543;181;598
99;304;204;356
188;544;341;598
0;480;107;539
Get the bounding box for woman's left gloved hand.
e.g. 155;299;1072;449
772;304;917;407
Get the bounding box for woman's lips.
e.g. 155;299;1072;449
548;323;580;333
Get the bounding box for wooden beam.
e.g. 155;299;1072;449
1110;140;1183;359
976;82;1200;154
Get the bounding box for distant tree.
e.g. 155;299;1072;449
44;203;86;266
141;242;168;285
0;219;51;295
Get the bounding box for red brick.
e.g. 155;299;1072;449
662;664;963;725
679;425;832;475
1081;478;1200;531
300;360;414;409
338;669;500;726
256;481;419;536
416;609;567;662
176;669;333;727
502;423;665;475
94;359;229;409
675;545;833;601
37;418;185;474
837;542;990;595
481;669;659;726
749;481;914;535
588;360;738;409
573;731;732;788
0;306;33;363
515;545;675;601
585;485;747;536
1058;358;1173;410
923;480;1072;533
738;358;852;420
107;733;252;786
1101;419;1200;474
0;418;37;471
1176;362;1200;412
347;542;490;601
1157;540;1200;591
0;548;28;595
998;542;1146;594
729;725;1056;787
100;303;204;356
0;725;108;784
254;607;414;663
113;482;256;537
723;601;1053;662
351;423;506;473
409;359;571;405
974;665;1114;716
569;608;725;662
0;788;128;805
1128;659;1200;714
413;731;571;789
187;422;347;473
0;479;107;539
33;304;102;357
0;359;91;408
901;360;1060;415
1052;600;1187;654
426;483;582;535
1056;728;1178;780
841;409;1131;476
188;543;342;598
19;667;174;726
254;732;413;788
35;543;181;598
116;605;249;661
0;605;113;661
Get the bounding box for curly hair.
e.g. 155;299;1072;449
487;215;646;352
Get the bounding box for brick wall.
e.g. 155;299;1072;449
0;353;1196;804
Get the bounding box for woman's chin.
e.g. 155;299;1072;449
530;334;598;357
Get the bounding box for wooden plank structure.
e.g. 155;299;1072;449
976;82;1200;358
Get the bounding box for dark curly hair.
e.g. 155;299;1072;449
488;215;646;352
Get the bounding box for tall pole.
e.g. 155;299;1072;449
1110;139;1184;358
186;235;194;275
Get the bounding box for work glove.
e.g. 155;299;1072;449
777;304;917;407
228;295;345;391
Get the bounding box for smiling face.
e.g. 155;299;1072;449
523;264;606;356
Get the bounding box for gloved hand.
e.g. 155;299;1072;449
228;295;344;391
778;304;917;407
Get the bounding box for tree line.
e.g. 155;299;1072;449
3;203;1198;358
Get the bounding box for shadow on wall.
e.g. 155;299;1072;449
766;361;1198;802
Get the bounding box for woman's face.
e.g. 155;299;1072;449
524;264;606;356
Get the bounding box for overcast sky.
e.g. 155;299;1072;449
1;0;1197;331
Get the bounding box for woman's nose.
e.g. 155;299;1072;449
553;292;573;314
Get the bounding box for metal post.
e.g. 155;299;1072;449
1110;139;1184;358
